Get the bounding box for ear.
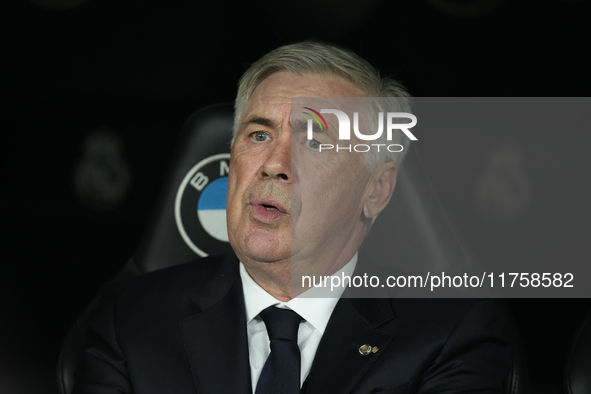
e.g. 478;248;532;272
362;162;398;219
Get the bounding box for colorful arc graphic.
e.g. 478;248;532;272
302;107;328;131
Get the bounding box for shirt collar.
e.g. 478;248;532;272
239;253;358;335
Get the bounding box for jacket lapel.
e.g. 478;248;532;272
303;297;395;394
179;254;252;394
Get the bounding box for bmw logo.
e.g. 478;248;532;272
175;153;231;257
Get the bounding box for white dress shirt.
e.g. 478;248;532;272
239;254;357;392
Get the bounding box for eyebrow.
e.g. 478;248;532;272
291;119;324;134
242;116;276;130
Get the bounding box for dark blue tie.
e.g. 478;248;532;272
255;306;303;394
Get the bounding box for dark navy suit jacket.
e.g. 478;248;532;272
74;252;510;393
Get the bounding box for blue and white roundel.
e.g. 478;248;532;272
197;177;229;242
175;153;231;257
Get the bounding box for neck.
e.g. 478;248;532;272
243;250;359;302
243;259;294;301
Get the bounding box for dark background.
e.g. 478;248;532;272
1;0;590;393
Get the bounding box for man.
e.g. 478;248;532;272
74;41;510;393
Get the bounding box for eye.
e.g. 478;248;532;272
307;139;320;149
251;131;270;142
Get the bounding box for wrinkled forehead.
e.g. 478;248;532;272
244;71;366;113
291;97;377;127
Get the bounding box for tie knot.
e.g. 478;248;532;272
259;306;302;342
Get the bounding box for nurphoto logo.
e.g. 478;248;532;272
302;106;417;153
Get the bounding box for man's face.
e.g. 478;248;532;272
227;71;375;280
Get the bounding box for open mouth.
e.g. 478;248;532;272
249;197;287;220
249;198;288;223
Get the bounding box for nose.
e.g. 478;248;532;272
262;135;291;182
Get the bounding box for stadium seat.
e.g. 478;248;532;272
564;310;591;394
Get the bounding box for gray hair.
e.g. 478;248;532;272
234;40;412;169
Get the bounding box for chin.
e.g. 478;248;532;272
243;245;290;265
227;218;290;261
236;235;290;265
